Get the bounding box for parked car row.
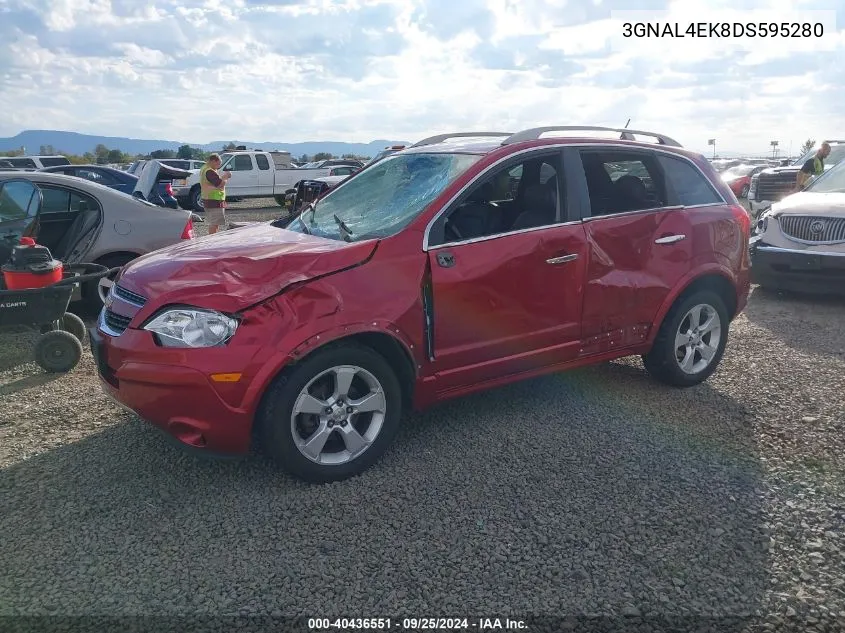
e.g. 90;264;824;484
170;150;364;212
748;140;845;217
40;164;180;208
750;155;845;296
0;161;194;310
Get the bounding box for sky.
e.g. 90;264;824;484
0;0;844;156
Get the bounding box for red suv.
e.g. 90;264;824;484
90;126;751;482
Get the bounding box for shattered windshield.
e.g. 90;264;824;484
285;152;480;242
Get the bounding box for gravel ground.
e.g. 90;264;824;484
1;202;844;630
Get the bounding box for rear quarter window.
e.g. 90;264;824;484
657;155;722;206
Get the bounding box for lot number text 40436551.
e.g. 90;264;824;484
307;617;527;630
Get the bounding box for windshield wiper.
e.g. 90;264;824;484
333;214;353;241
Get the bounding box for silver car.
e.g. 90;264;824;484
0;164;194;309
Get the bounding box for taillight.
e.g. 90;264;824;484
181;218;194;239
730;203;751;237
165;183;174;196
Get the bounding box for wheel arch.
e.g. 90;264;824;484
648;269;739;346
250;326;419;422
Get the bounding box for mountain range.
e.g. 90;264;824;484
0;130;411;158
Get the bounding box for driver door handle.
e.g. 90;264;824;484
655;234;685;244
546;254;578;265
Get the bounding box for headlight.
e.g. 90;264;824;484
143;308;238;348
755;216;768;234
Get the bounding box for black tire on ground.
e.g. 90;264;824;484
81;254;136;313
177;197;192;211
256;342;403;483
190;186;204;213
61;312;87;342
740;184;749;198
34;330;83;373
642;290;730;388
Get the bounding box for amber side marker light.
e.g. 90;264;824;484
210;373;243;383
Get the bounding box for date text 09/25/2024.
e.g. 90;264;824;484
308;618;526;631
622;21;824;38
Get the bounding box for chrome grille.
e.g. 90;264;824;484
114;284;147;307
104;309;131;335
755;172;795;202
779;215;845;244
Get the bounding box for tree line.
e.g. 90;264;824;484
1;142;370;165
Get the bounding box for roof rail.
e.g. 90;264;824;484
501;126;682;147
410;132;514;148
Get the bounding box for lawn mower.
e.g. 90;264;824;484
1;237;118;373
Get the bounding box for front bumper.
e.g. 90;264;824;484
750;240;845;295
88;317;257;455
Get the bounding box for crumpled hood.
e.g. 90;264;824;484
769;192;845;217
117;223;377;312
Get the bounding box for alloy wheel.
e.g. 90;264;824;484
674;303;722;375
290;365;387;465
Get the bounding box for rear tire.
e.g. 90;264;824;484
274;195;286;207
35;330;83;373
642;290;729;387
256;343;403;483
62;312;87;342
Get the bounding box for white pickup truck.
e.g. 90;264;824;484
172;150;359;212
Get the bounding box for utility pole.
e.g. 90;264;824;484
770;140;779;159
708;138;716;159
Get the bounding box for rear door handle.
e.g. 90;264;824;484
655;234;686;244
546;254;578;265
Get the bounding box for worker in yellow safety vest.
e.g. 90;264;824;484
200;153;231;234
796;142;831;190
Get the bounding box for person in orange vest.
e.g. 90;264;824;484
199;154;231;234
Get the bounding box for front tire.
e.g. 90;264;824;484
642;290;729;387
256;343;403;483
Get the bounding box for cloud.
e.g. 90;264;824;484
0;0;843;155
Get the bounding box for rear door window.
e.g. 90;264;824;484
39;186;71;213
656;155;722;206
255;154;270;170
578;149;666;216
